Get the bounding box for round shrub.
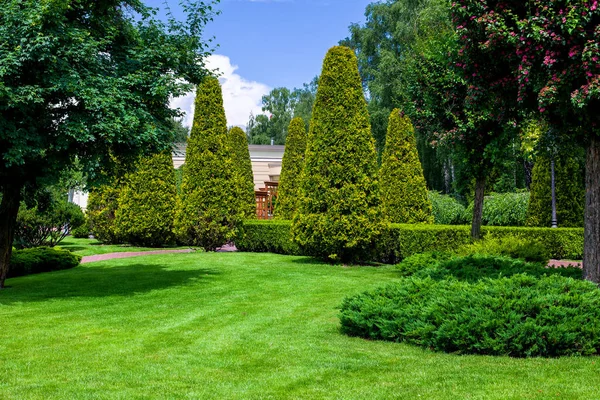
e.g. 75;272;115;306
275;117;307;220
174;77;241;250
115;151;177;247
465;192;529;226
380;109;433;224
227;126;256;219
340;274;600;357
292;46;384;263
9;247;81;278
428;191;468;225
526;155;584;228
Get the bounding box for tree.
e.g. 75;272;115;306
115;152;177;246
87;183;123;245
380;109;433;224
174;77;241;250
170;118;191;144
291;76;319;130
275;117;307;220
246;113;272;145
0;1;217;288
227;127;256;219
291;46;384;263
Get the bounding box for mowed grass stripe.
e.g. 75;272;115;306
0;252;598;399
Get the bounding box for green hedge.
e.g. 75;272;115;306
236;220;583;262
9;247;82;278
339;274;600;357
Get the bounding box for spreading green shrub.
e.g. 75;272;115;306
429;191;468;225
227;126;256;219
526;155;584;227
15;198;85;248
465;192;529;226
339;275;600;357
71;217;90;238
239;220;583;261
87;183;122;244
458;236;549;264
292;46;384;263
275;117;307;220
413;255;581;282
174;77;241;250
115;151;177;247
9;247;81;278
380;109;433;224
396;251;454;277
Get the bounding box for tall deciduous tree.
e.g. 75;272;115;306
275;117;307;220
380;109;433;224
292;46;384;263
0;0;217;288
174;77;241;250
227;127;256;219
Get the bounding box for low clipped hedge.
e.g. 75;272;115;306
236;220;583;262
9;247;82;278
339;274;600;357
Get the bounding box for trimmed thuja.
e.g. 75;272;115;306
227;127;256;219
174;77;241;250
526;155;584;228
87;182;122;244
291;46;384;263
380;109;433;224
115;151;177;246
275;117;307;220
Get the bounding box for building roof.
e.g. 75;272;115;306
172;144;284;161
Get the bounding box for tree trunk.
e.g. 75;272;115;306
551;158;558;228
0;184;22;289
584;136;600;283
471;175;486;240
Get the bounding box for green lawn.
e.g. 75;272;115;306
0;252;598;399
59;237;190;257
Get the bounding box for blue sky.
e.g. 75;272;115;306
147;0;372;127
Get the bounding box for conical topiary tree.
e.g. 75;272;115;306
174;77;241;250
87;182;122;244
526;155;584;227
380;109;433;224
291;46;384;263
227;126;256;219
275;117;307;220
115;151;177;246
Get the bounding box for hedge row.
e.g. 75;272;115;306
235;220;583;261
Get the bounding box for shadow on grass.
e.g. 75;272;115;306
0;263;219;305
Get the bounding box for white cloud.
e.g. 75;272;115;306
170;54;270;129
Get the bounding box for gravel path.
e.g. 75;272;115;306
80;244;237;264
548;259;582;268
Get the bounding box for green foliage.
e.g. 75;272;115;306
115;152;177;247
87;183;122;244
9;247;81;278
465;192;530;227
292;46;384;263
396;251;454;277
70;219;90;239
227;127;256;219
174;77;241;250
15;197;85;248
275;117;307;220
526;156;585;228
340;274;600;357
458;236;549;264
236;220;302;255
414;255;581;282
241;220;583;262
380;109;433;223
429;191;468;225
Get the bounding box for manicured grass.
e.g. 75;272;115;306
0;252;598;399
59;237;189;257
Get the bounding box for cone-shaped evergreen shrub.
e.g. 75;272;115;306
275;117;307;220
380;109;433;223
86;183;122;244
174;77;241;250
115;151;177;246
526;155;584;227
291;46;384;263
227;127;256;219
